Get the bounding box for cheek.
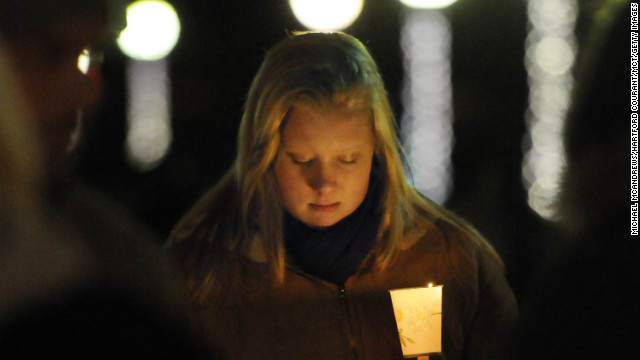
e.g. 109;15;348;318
274;160;303;201
351;169;373;202
18;66;78;122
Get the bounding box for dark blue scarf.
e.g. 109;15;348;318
284;165;383;285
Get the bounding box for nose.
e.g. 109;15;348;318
306;161;337;193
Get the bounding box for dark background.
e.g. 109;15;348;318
75;0;604;300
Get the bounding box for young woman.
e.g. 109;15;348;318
167;31;518;360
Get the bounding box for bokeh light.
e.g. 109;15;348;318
125;59;172;171
534;36;575;75
522;0;578;220
117;0;181;61
398;0;458;9
289;0;364;31
400;9;453;204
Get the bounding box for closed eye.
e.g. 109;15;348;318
339;153;360;164
288;154;315;166
293;159;314;165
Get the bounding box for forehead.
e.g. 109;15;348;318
38;16;107;49
6;15;106;52
6;16;107;70
280;102;374;148
55;15;107;40
0;1;109;36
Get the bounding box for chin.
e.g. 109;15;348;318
305;215;343;229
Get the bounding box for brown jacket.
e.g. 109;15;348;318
182;213;518;360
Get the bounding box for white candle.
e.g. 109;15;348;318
389;285;443;358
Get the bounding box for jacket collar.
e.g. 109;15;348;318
244;214;435;264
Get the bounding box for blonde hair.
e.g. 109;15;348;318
169;32;484;301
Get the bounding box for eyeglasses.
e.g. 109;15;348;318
77;48;104;75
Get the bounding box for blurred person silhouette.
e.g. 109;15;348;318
512;0;639;358
0;1;216;358
167;31;518;360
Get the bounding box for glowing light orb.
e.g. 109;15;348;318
398;0;458;9
534;36;575;75
117;0;181;61
289;0;364;31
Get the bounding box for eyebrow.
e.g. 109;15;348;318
282;149;366;162
281;139;369;150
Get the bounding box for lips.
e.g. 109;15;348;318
309;202;340;212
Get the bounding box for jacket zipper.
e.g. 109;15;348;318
338;284;359;360
288;266;361;359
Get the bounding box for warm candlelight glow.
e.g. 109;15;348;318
390;286;443;357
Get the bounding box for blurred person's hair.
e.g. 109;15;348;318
0;0;124;39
